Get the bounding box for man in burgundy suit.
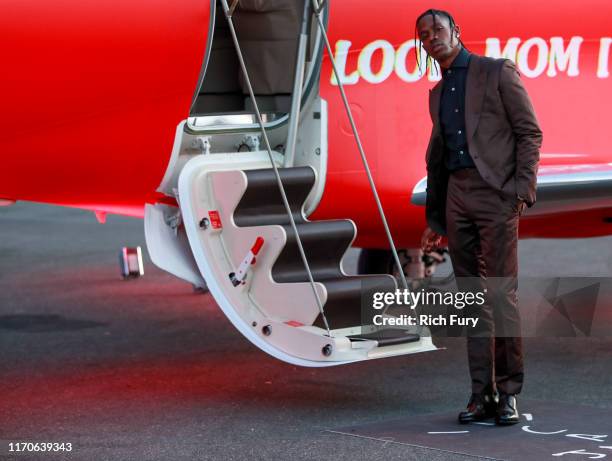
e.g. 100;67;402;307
417;9;542;425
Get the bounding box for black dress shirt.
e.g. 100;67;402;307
439;47;476;171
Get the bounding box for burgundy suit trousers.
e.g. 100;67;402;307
445;167;524;396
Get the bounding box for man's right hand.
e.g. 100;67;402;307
421;226;443;253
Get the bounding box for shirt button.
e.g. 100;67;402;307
451;87;456;91
458;130;462;134
448;70;452;74
454;108;459;113
459;150;464;155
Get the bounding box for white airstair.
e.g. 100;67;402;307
145;0;437;366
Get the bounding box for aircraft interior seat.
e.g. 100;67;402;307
192;0;302;116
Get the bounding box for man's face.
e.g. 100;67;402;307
416;14;459;63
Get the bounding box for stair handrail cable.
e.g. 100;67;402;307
220;0;332;337
311;0;410;296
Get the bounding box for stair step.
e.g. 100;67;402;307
348;329;421;347
272;220;356;283
312;274;396;329
234;167;315;227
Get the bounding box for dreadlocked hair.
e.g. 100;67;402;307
414;9;468;76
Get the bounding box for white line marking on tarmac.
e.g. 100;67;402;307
427;431;470;434
326;430;504;460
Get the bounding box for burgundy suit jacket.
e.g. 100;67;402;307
425;54;543;236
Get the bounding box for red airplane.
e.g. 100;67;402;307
2;0;611;366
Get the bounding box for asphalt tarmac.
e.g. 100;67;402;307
1;202;612;461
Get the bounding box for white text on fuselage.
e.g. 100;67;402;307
330;37;612;84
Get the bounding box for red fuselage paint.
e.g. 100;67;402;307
1;0;611;247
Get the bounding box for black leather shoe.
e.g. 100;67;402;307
496;394;519;425
458;393;497;424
